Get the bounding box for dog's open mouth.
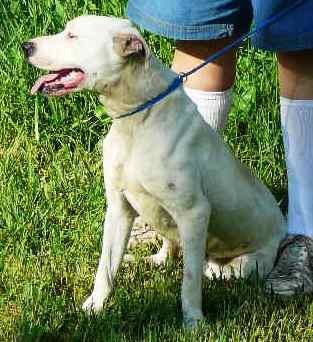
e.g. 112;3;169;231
31;68;86;96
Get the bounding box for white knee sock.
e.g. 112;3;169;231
184;87;233;130
280;97;313;238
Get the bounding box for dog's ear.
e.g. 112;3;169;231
113;33;147;58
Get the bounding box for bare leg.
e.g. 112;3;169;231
278;50;313;99
172;38;237;91
173;39;237;129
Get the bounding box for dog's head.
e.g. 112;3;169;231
23;15;149;96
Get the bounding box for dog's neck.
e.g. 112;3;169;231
97;56;177;122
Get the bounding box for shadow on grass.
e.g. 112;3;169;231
203;276;312;321
14;260;312;341
16;297;181;342
15;261;182;341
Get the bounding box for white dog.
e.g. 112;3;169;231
24;15;286;327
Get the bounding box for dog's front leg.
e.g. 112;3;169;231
176;202;211;327
82;190;135;314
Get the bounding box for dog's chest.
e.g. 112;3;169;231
105;143;178;237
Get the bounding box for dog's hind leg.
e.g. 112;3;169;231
145;237;179;265
82;189;136;314
203;260;226;279
235;238;283;279
124;236;179;265
204;256;252;279
204;236;284;280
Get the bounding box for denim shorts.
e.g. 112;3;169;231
127;0;313;51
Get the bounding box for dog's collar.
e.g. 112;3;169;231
114;74;185;120
114;0;307;120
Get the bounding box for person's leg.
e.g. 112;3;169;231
250;0;313;294
279;50;313;100
173;39;236;91
265;51;313;295
172;38;236;130
127;0;252;131
279;50;313;238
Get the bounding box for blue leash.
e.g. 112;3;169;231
115;0;308;120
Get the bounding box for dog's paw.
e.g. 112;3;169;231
82;293;105;314
204;261;235;280
145;253;167;266
203;262;222;279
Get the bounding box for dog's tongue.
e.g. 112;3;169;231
31;73;59;95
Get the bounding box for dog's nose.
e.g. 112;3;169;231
22;41;36;58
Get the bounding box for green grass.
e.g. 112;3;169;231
1;0;312;340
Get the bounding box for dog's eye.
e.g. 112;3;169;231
67;32;78;39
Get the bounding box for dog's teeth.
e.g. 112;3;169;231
61;74;73;82
42;83;64;93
